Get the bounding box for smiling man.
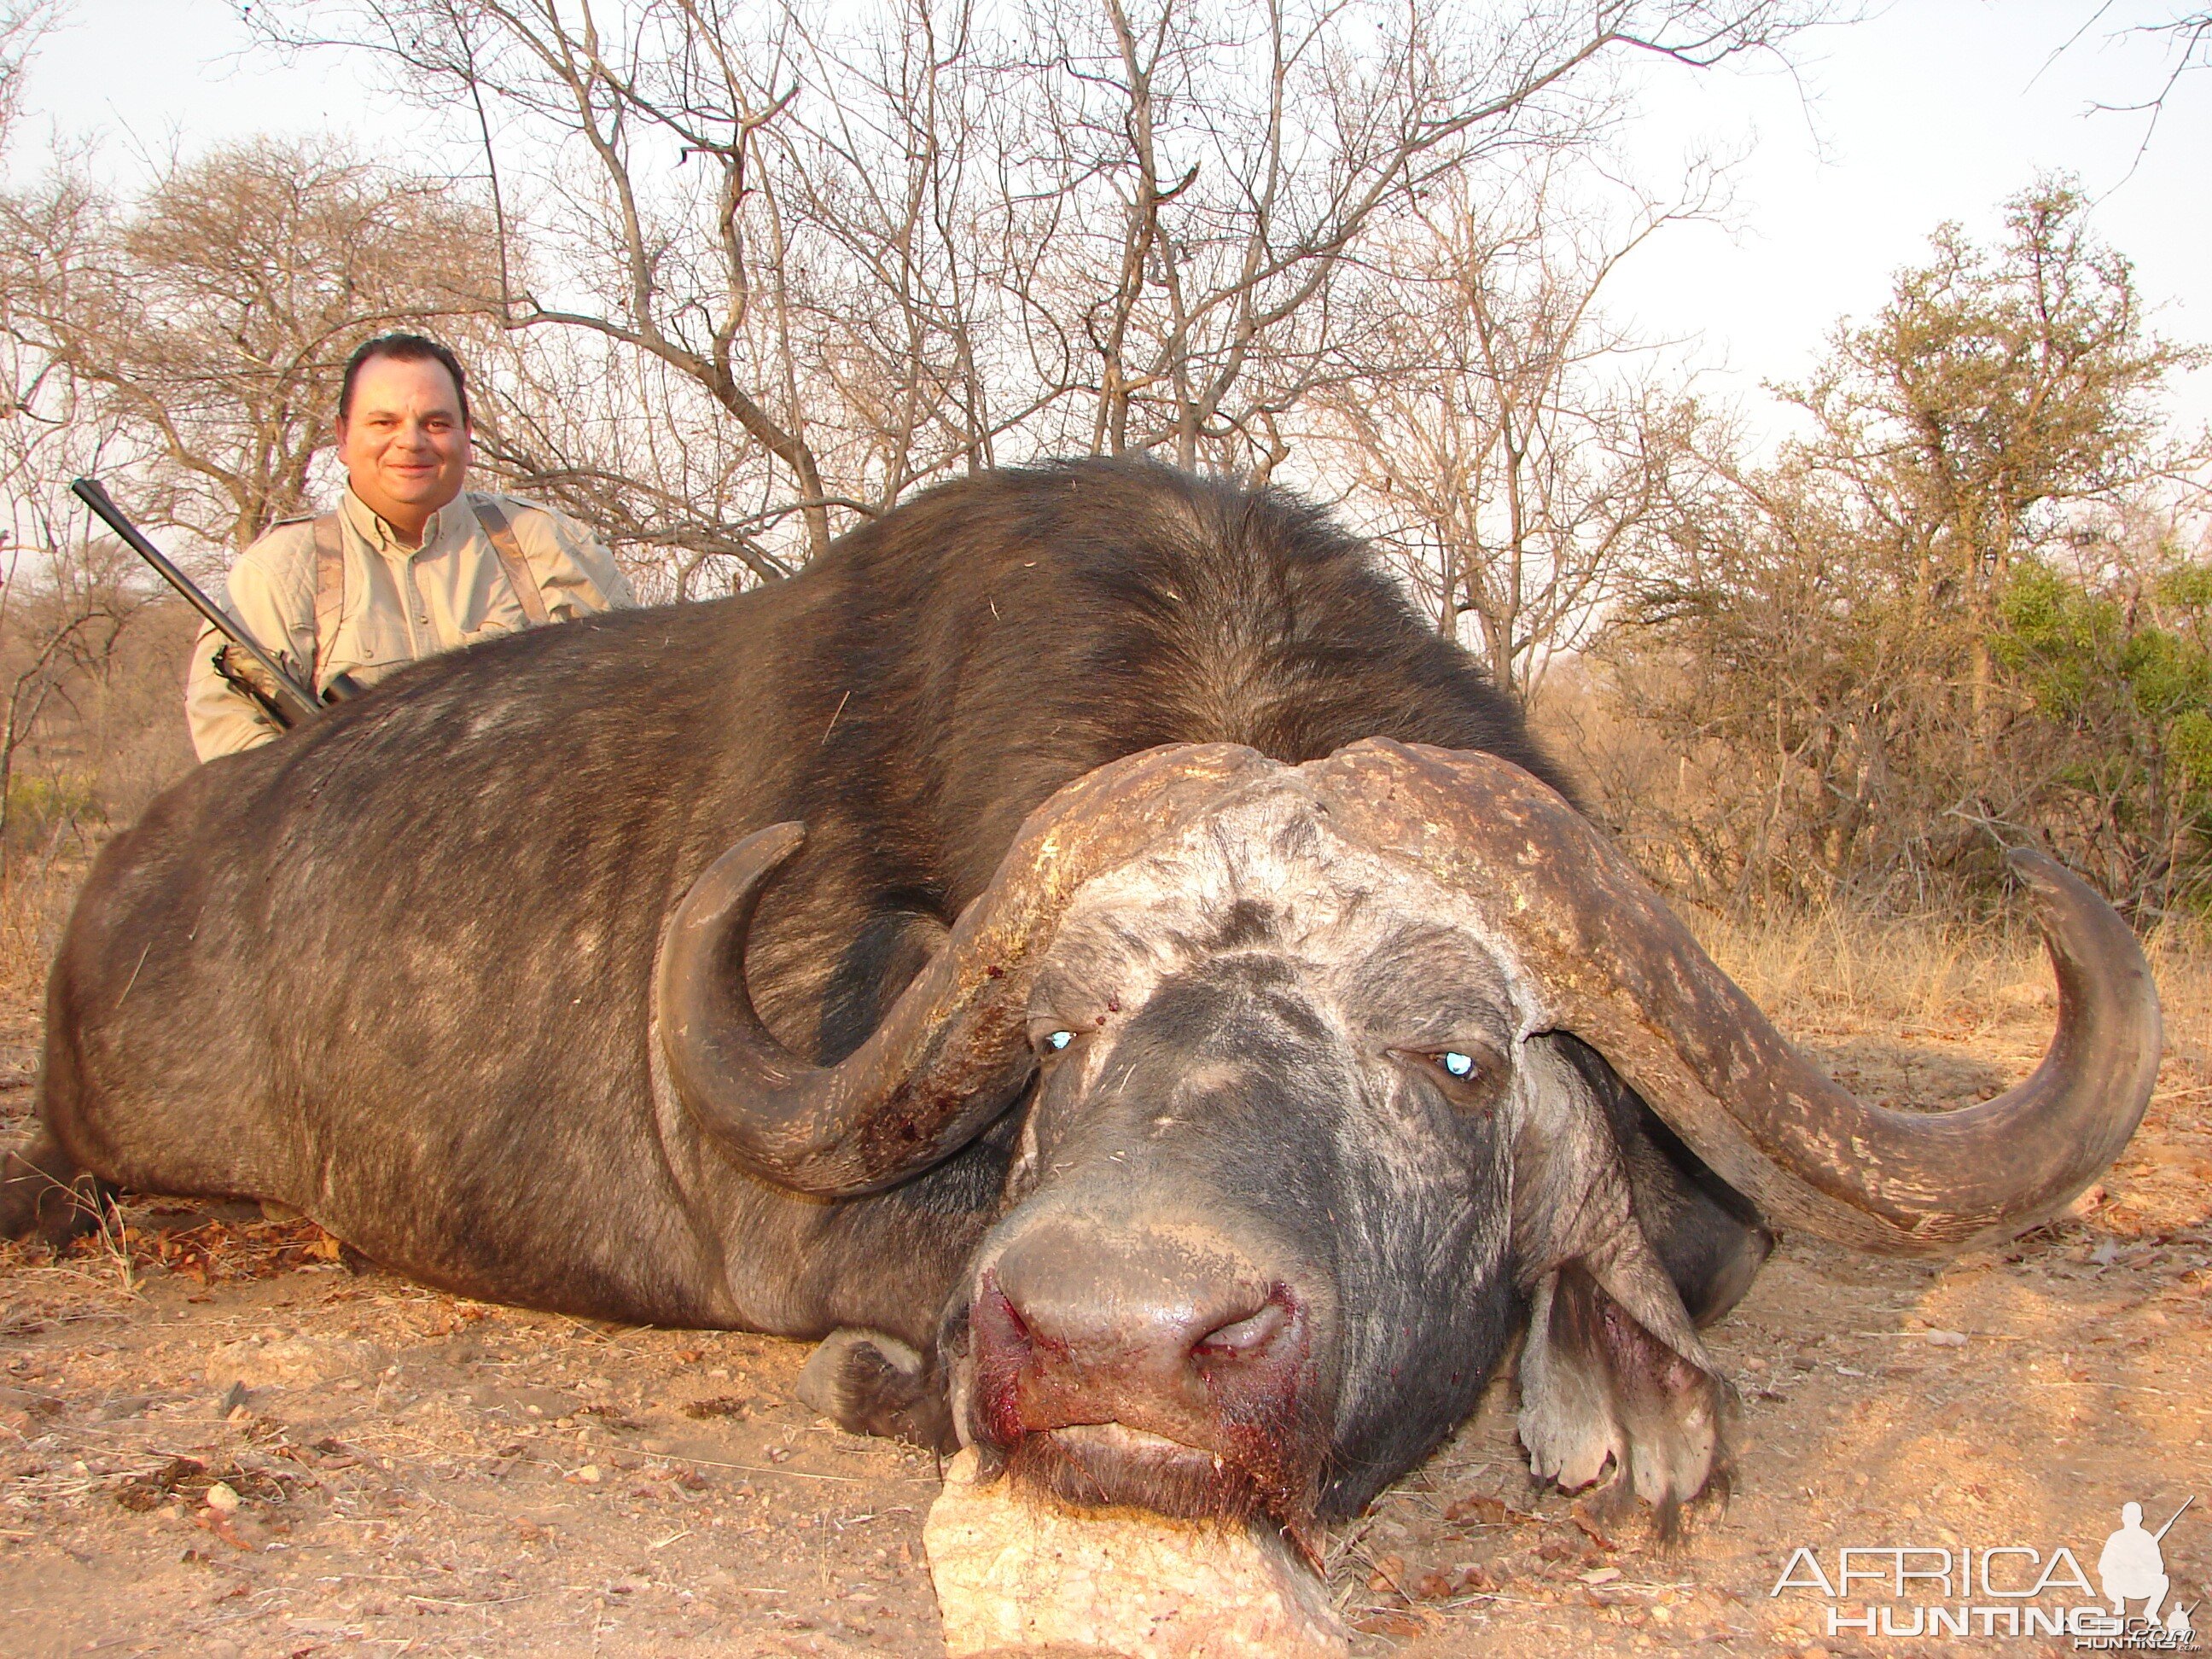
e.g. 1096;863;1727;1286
185;333;635;760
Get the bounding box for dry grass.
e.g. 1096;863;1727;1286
1687;904;2049;1037
2145;928;2212;1069
0;859;82;1015
1682;898;2212;1065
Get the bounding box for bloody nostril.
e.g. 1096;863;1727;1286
1194;1292;1289;1359
978;1274;1034;1348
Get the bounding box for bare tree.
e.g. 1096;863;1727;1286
2068;3;2211;142
1322;164;1710;704
472;330;805;597
431;0;1032;576
0;302;182;870
256;0;913;563
0;0;55;137
1016;0;1790;480
250;0;1827;564
0;137;498;554
0;2;192;864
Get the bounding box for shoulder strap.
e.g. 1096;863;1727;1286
310;514;345;687
470;498;551;626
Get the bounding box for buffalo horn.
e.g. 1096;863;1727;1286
1307;738;2161;1254
655;742;1277;1196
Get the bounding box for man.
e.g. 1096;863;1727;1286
2098;1501;2171;1627
186;333;635;760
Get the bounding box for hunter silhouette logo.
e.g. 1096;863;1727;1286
2101;1500;2193;1635
1770;1493;2199;1646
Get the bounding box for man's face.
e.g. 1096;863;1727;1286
336;354;470;535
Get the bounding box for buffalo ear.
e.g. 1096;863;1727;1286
1508;1036;1733;1526
1516;1256;1732;1532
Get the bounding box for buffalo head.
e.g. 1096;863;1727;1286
653;739;2158;1539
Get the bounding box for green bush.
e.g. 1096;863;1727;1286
1994;556;2212;915
3;773;104;842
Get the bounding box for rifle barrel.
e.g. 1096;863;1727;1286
2154;1496;2193;1541
71;476;323;725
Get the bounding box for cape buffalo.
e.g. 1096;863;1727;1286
1;458;2158;1540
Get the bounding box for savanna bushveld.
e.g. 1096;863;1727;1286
0;3;2205;1656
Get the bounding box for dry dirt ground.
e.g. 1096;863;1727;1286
2;958;2209;1658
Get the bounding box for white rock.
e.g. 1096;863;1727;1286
204;1336;383;1391
924;1447;1349;1659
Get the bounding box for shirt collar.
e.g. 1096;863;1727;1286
341;484;467;555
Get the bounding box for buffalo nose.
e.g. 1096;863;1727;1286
975;1222;1304;1427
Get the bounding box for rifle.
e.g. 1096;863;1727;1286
71;476;334;730
2155;1497;2193;1542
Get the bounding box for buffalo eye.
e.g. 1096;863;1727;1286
1030;1022;1082;1057
1391;1042;1506;1110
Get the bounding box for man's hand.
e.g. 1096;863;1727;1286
213;643;280;701
211;643;294;729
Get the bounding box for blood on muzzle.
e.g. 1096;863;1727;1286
968;1218;1316;1499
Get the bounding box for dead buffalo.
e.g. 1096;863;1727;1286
1;458;2158;1540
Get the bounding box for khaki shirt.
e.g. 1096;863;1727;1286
186;486;636;760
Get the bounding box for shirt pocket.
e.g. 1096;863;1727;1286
341;612;415;673
456;554;527;644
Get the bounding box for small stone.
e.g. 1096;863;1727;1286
1580;1567;1622;1584
203;1481;242;1514
1925;1330;1967;1347
924;1447;1348;1658
574;1464;602;1484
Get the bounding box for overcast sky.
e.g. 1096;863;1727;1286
17;0;2212;444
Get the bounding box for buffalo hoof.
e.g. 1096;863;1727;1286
796;1328;956;1452
0;1132;103;1247
1516;1263;1731;1535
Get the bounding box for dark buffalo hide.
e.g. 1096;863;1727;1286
9;458;1779;1533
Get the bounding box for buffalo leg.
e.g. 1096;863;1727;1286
795;1328;956;1451
0;1128;105;1246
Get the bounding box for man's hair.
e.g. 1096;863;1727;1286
339;333;471;428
